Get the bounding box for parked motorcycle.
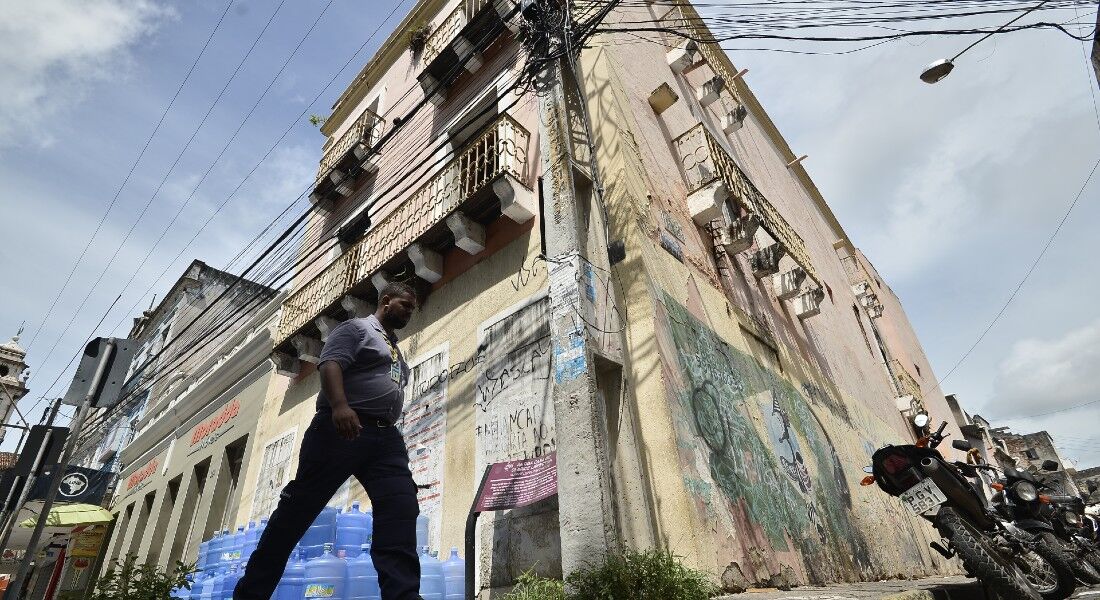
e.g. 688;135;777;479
984;459;1100;585
863;422;1076;599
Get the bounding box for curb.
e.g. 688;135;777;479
880;592;936;600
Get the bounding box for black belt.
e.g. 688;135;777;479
360;416;394;428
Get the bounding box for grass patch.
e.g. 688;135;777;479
503;550;717;600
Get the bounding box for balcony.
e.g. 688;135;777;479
272;113;533;371
417;0;519;106
675;123;821;287
312;107;386;201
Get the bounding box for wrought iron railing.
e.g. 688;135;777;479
676;123;820;284
889;359;921;399
422;0;493;65
317;107;385;183
277;113;530;344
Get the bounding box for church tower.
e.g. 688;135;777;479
0;330;30;445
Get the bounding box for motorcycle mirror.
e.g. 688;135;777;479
951;439;972;451
1041;460;1059;472
912;413;930;428
863;466;874;474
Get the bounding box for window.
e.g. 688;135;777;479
1024;448;1040;460
250;429;297;521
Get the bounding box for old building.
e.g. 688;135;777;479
65;261;276;586
1073;466;1100;505
991;428;1081;496
250;0;965;592
0;333;30;446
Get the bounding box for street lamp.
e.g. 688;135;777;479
920;0;1049;84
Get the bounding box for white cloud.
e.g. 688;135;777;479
0;0;173;148
992;319;1100;418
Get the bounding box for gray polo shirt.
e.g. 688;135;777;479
316;315;410;423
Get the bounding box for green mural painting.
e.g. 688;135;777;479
658;291;873;581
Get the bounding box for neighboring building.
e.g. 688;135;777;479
253;0;965;592
0;333;30;446
1074;466;1100;505
990;428;1080;496
59;260;274;593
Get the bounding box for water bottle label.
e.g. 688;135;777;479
221;551;241;561
304;584;336;598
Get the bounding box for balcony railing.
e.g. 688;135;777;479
316;107;385;184
676;123;820;285
422;0;494;64
889;359;921;399
276;113;530;344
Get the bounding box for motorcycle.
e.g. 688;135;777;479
863;422;1076;599
986;459;1100;585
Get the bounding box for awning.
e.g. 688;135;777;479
19;504;113;528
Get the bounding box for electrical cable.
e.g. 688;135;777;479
22;0;235;353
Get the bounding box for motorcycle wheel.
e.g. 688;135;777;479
934;507;1041;600
1079;547;1100;583
1026;533;1078;599
1087;549;1100;573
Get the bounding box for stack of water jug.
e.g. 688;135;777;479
171;502;465;600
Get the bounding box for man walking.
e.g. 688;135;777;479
234;281;423;600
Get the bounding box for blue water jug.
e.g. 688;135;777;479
304;543;347;600
302;507;339;559
418;546;444;600
214;529;231;568
276;548;306;600
201;568;225;600
442;548;464;600
227;525;245;565
336;502;373;558
346;544;380;600
222;564;242;600
415;515;429;550
239;521;257;562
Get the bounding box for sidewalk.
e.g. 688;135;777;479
716;575;1004;599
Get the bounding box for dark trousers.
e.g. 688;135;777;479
234;411;421;600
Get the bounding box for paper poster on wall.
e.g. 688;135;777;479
402;346;448;551
475;296;555;475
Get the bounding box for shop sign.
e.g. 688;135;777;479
125;457;159;494
70;526;107;558
474;452;558;512
188;399;241;454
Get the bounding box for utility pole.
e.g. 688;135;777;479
0;399;63;556
6;338;121;600
534;0;620;577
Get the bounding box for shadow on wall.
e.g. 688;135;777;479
656;290;878;587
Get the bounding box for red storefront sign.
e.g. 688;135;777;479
189;399;241;449
474;453;558;512
125;458;159;492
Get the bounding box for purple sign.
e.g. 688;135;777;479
475;453;558;512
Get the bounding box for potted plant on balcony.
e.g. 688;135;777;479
408;23;431;56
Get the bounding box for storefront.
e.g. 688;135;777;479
98;302;278;574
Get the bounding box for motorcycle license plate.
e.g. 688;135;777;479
900;478;947;515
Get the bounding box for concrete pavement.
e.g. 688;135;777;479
717;576;1100;599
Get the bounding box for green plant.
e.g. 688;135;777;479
308;114;327;128
408;23;431;55
88;555;197;600
566;550;717;600
503;570;566;600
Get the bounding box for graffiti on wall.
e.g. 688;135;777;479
658;291;872;582
403;347;449;550
475;296;555;472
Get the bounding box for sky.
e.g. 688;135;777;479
0;0;1098;467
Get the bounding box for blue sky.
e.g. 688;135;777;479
1;0;1098;467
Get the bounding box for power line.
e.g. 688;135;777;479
28;0;291;392
23;1;235;353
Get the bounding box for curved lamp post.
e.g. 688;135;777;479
921;0;1050;84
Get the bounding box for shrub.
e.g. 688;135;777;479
88;555;197;600
504;570;567;600
566;550;717;600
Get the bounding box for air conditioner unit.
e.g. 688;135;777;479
867;304;884;319
696;76;725;107
851;281;871;298
723;103;748;134
859;293;878;308
666;40;698;73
